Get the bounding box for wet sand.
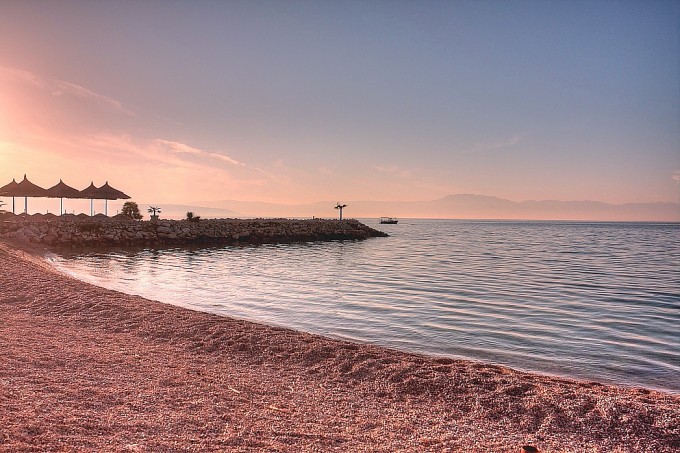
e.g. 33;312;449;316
1;241;678;452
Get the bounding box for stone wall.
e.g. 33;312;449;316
0;216;387;246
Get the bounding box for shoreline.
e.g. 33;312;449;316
1;240;679;451
43;244;680;397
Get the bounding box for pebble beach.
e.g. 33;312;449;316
1;241;679;452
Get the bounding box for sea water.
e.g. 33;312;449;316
49;220;680;393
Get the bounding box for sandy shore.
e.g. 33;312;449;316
1;241;678;452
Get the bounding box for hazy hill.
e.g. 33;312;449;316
182;194;679;222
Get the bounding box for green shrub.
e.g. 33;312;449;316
122;201;143;220
186;211;201;222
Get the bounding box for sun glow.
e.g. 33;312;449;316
0;2;677;218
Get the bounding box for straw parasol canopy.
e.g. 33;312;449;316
79;181;131;216
0;178;19;214
97;181;130;200
0;178;19;195
79;182;106;199
79;182;107;216
16;175;48;197
12;175;48;214
96;181;131;216
46;179;81;215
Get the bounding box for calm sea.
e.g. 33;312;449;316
49;220;680;393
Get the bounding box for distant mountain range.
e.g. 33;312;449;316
151;194;680;222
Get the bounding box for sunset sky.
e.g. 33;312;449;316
1;1;678;216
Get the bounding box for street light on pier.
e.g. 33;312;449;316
335;202;347;220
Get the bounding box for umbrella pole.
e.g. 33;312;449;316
60;198;63;216
12;197;15;214
105;200;108;216
90;199;93;216
24;196;27;214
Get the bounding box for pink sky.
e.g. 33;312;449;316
1;2;678;218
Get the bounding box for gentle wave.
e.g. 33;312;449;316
51;220;680;393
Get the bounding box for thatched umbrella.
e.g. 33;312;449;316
0;178;19;214
79;182;107;216
13;175;48;214
46;179;81;215
96;181;131;215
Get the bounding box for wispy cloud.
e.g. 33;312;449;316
53;81;134;115
73;134;247;173
0;65;134;116
318;165;334;176
64;133;280;196
0;66;45;88
273;159;289;170
373;165;411;178
153;139;244;166
462;132;527;154
673;170;680;184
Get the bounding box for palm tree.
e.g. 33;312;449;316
334;202;347;220
148;206;161;216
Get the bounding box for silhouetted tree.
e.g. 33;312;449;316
148;206;161;216
122;201;143;220
186;211;201;222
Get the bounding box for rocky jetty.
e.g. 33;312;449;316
0;215;387;246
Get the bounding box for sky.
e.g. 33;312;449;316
0;0;678;216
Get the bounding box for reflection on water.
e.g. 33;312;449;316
50;220;680;393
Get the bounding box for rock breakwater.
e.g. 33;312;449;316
0;216;387;246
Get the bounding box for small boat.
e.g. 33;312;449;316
380;217;398;224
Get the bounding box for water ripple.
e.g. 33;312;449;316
52;220;680;393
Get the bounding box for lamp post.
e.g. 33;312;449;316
335;202;347;220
